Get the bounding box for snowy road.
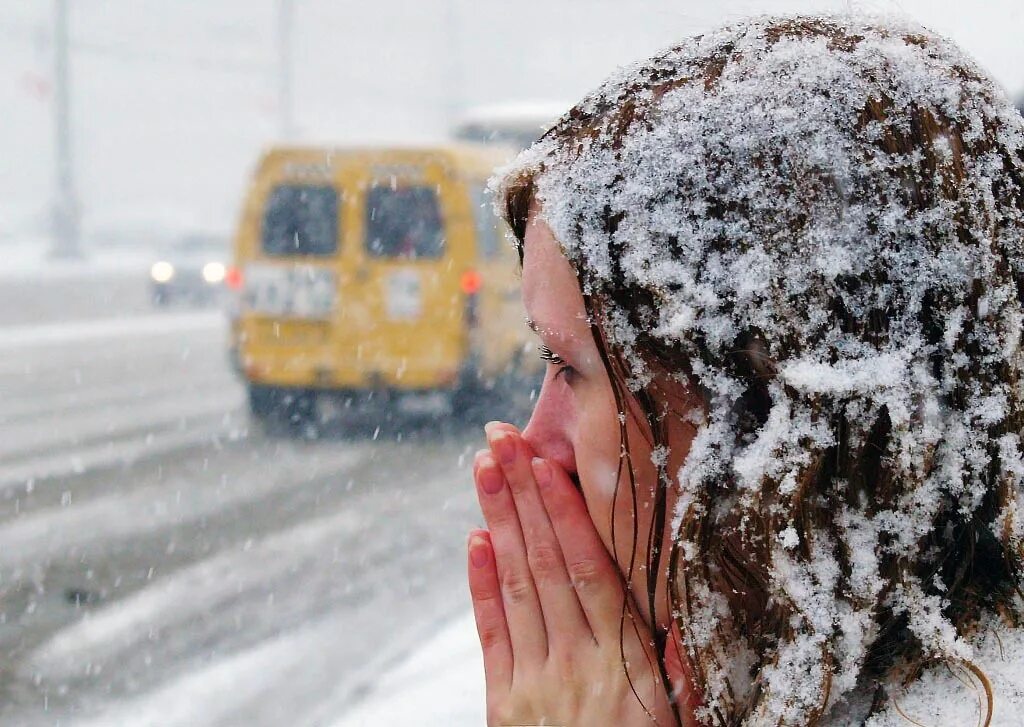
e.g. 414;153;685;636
0;295;486;725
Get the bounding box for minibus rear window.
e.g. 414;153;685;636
365;186;445;259
262;184;339;256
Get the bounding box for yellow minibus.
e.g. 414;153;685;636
229;144;534;429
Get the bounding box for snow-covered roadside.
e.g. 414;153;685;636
0;240;156;281
333;610;484;727
0;311;224;350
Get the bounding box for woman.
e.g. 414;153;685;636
468;14;1024;726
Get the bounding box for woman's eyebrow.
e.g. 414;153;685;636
525;317;582;354
524;317;563;340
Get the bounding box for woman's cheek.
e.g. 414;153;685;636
574;404;626;554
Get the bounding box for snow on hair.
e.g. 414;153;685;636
495;13;1024;726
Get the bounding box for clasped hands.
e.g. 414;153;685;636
467;421;680;727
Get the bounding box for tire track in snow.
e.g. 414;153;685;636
11;438;479;727
0;442;372;571
0;385;243;466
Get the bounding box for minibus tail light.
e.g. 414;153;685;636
225;266;243;290
461;270;481;327
460;270;482;295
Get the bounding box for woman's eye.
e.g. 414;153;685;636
553;364;577;384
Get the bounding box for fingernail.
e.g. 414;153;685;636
469;535;489;568
490;430;515;465
531;457;551;488
479;464;504;495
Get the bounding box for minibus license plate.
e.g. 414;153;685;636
244;264;336;319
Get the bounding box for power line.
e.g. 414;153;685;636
1;25;273;76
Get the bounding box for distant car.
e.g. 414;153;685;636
451;101;567;149
150;232;230;306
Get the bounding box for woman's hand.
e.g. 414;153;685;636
467;422;680;727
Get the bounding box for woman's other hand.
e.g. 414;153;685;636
467;422;680;727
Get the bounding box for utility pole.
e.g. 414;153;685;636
51;0;80;258
277;0;295;140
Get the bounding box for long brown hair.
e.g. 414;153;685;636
498;15;1024;725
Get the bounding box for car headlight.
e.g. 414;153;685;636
151;261;175;283
203;261;226;284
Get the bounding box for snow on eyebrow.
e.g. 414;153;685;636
494;11;1024;723
523;314;590;345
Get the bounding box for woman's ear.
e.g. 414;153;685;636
648;367;705;424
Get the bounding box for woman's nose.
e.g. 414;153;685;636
522;378;577;475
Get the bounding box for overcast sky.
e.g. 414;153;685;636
2;0;1021;235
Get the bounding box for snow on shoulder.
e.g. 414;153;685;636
495;13;1024;725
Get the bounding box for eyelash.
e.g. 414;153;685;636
539;344;576;383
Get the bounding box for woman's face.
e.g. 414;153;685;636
520;209;700;630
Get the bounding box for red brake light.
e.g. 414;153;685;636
460;270;482;295
225;266;243;290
